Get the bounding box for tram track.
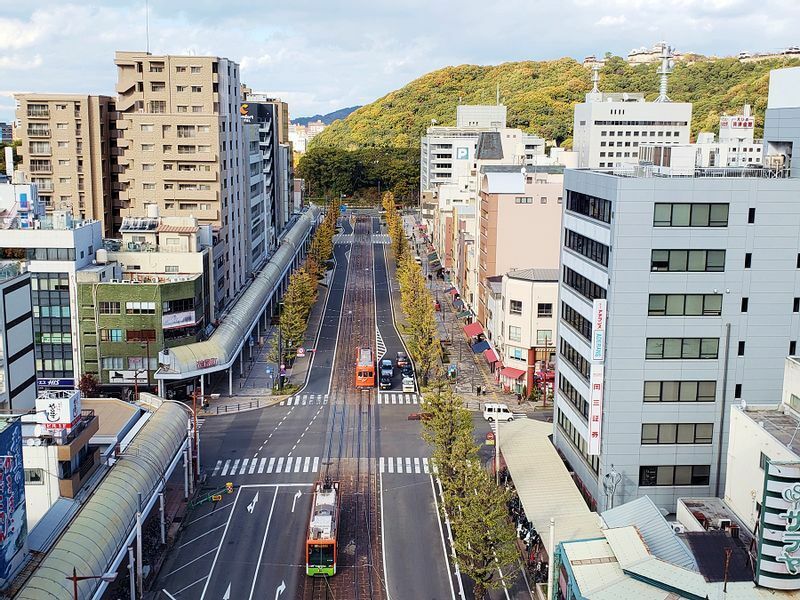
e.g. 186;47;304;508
302;216;384;600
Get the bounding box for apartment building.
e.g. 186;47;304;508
420;104;544;192
14;94;116;235
114;51;248;313
476;164;563;324
0;173;40;229
0;122;12;143
0;265;37;412
553;66;800;514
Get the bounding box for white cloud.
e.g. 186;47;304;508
595;15;627;27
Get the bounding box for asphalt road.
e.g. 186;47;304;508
154;210;461;600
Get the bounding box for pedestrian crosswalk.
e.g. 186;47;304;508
334;233;354;244
377;392;420;405
379;456;435;475
279;394;329;406
372;234;391;244
210;456;432;477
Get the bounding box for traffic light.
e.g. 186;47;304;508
225;482;233;494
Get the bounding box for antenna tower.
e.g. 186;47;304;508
655;43;674;102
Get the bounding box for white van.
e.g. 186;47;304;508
483;402;513;422
402;376;415;393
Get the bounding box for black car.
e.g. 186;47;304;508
396;351;410;368
401;364;414;378
380;358;394;377
379;374;393;390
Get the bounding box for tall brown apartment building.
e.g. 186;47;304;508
114;51;249;311
15;94;117;235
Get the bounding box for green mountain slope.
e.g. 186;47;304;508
313;55;800;150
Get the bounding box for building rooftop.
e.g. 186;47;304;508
506;268;560;282
475;131;504;160
591;164;791;180
735;403;800;448
0;262;25;282
0;415;19;434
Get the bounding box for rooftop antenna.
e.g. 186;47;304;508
591;64;601;94
655;43;674;102
145;0;150;53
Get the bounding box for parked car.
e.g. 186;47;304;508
379;373;393;390
379;358;394;377
402;376;415;393
401;363;414;378
482;402;514;422
396;351;410;368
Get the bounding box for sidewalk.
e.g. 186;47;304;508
199;266;332;416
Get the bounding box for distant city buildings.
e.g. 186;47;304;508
0;122;12;143
289;119;327;153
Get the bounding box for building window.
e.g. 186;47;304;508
563;267;606;301
191;85;202;93
566;190;611;224
514;197;533;204
741;297;749;312
556;409;599;474
100;329;123;342
190;66;201;73
148;101;166;113
509;347;526;361
509;300;522;315
508;326;522;342
794;298;800;313
536;329;552;345
559;374;588;419
101;357;124;370
24;469;44;485
560;338;590;380
735;383;742;398
647;294;722;316
651;249;725;272
565;229;609;267
98;301;120;314
142;163;155;172
639;465;710;487
537;303;553;318
128;356;158;370
643;380;716;403
177;105;188;113
738;341;745;356
641;423;714;445
653;203;729;227
745;253;752;269
126;329;156;341
561;302;590;341
791;341;798;355
748;208;756;224
125;301;156;315
645;338;719;360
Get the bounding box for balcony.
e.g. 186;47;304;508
55;410;99;461
27;107;50;118
30;163;53;174
58;447;100;499
26;128;50;138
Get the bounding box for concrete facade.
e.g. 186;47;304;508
0;267;36;412
14;94;117;235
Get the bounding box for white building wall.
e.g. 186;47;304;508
21;446;60;531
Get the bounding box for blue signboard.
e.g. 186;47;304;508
0;420;26;582
36;378;75;388
340;204;347;214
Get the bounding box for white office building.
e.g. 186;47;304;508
0;266;36;412
554;66;800;514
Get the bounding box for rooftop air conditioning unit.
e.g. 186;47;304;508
671;523;686;534
717;518;732;530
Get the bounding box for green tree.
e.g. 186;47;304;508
272;269;315;363
78;373;101;397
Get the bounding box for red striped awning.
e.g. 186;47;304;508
500;367;526;380
448;287;460;296
463;322;484;337
484;348;500;363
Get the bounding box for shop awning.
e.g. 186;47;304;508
463;322;484;337
428;252;439;261
484;348;500;363
472;340;490;353
457;310;472;319
499;420;600;554
500;366;526;380
448;287;460;296
444;286;455;293
453;299;464;311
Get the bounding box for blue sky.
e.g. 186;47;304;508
1;0;799;122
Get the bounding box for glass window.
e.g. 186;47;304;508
666;295;684;315
690;204;710;226
659;424;678;444
668;250;688;271
692;465;710;485
672;204;691;226
687;251;706;271
662;381;680;402
709;204;729;226
679;381;697;402
510;300;522;315
674;466;693;485
656;466;674;486
642;424;659;444
684;295;703;315
681;338;701;358
701;338;719;358
698;381;716;402
677;424;695;444
707;250;725;271
643;381;661;402
696;424;713;444
664;338;683;358
646;338;664;358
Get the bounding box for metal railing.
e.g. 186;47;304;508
611;164;791;179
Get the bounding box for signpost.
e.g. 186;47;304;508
296;347;306;358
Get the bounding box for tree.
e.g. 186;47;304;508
451;463;520;599
421;383;475;487
78;373;101;398
271;268;316;363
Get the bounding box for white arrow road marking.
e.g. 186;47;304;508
275;580;286;599
292;489;302;512
223;583;231;599
247;491;259;514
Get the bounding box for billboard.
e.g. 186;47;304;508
162;310;196;330
108;370;148;384
0;420;27;585
756;461;800;589
35;389;81;431
591;299;607;362
587;364;604;455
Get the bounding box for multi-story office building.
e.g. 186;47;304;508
14;94;117;235
420;104;545;192
114;51;248;313
553;66;800;513
572;64;692;169
0;217;112;389
0;122;12;143
244;122;269;271
0;265;36;412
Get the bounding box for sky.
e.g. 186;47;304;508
1;0;800;123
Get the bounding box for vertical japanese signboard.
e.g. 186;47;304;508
0;419;27;585
756;461;800;590
587;364;604;455
591;299;607;362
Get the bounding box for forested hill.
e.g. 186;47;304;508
292;106;361;126
312;55;800;150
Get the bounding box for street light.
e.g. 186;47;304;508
66;567;117;600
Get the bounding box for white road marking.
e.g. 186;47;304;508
249;459;257;474
312;457;319;472
258;458;267;473
423;458;430;474
284;457;293;473
230;459;240;475
199;487;243;599
380;456;385;473
396;457;403;474
303;457;310;472
405;457;412;473
178;523;226;549
414;458;421;474
213;460;222;476
276;457;284;473
267;458;275;473
238;459;249;475
247;488;280;600
388;457;394;473
294;457;302;473
430;475;459;600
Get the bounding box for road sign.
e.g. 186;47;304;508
296;347;306;357
340;204;347;213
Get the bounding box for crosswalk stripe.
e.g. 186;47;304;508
396;457;403;474
312;457;319;472
267;458;275;473
303;457;310;472
285;457;293;473
405;394;412;403
213;460;222;476
238;458;249;475
279;400;286;406
294;457;302;473
276;457;284;473
302;397;307;405
414;458;421;474
380;457;385;473
388;457;394;473
258;458;267;473
391;396;396;404
249;459;257;474
221;460;231;476
405;457;412;473
230;459;240;475
423;458;430;474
